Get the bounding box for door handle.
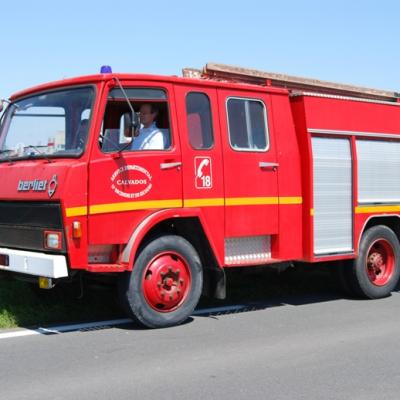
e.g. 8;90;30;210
160;161;182;170
259;162;279;171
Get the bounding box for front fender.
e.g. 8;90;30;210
120;208;223;270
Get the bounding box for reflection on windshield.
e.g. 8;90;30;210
0;87;95;161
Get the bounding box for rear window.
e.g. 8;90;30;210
226;97;269;151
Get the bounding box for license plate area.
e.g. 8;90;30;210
0;254;9;266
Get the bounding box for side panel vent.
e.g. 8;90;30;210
225;236;271;265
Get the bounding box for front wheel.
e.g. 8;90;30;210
119;235;203;328
348;225;400;299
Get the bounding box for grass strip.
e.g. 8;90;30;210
0;278;122;329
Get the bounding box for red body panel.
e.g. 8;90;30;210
87;81;182;246
270;94;303;260
291;95;400;262
217;88;279;239
173;83;225;266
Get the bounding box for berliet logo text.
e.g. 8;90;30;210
18;179;47;192
17;175;58;198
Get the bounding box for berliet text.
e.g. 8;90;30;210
18;179;47;192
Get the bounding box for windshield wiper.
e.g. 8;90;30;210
26;145;53;163
0;149;15;164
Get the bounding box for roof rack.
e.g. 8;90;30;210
182;63;400;103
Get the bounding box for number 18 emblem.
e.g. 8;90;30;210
195;157;212;189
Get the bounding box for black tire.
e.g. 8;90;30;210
347;225;400;299
119;235;203;328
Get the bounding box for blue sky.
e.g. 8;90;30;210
1;0;399;98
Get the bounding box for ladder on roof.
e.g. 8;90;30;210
182;63;400;102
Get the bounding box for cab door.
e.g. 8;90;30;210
218;89;279;263
174;85;225;265
87;83;182;247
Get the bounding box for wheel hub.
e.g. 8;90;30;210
143;253;191;312
368;252;383;278
366;240;395;286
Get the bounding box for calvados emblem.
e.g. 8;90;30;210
111;165;152;199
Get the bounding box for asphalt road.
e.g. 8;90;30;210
1;290;400;400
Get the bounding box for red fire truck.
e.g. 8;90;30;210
1;63;400;328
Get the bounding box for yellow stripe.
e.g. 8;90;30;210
279;197;303;205
66;206;88;217
89;199;182;215
65;196;303;217
225;196;302;206
310;208;314;216
184;198;225;207
226;197;279;206
355;205;400;214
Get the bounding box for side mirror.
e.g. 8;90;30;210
122;111;140;138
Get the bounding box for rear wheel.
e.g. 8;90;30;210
119;235;203;328
348;225;400;299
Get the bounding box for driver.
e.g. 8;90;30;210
129;103;164;150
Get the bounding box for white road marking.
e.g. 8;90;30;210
0;318;132;340
0;305;250;340
0;330;42;339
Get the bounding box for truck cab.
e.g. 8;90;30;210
0;67;306;328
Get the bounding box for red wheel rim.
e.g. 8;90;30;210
142;252;192;312
366;239;395;286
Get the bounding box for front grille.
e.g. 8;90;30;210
0;201;62;228
0;201;65;252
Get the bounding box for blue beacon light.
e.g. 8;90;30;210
100;65;112;74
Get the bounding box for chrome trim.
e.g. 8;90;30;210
308;128;400;140
358;200;400;205
291;91;400;106
314;247;355;256
314;251;355;258
160;161;182;170
259;161;279;170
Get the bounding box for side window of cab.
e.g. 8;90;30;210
100;88;171;152
185;92;214;149
226;97;269;151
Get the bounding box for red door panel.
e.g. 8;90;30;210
218;89;279;237
174;84;225;265
88;82;182;245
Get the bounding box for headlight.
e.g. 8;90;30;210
44;231;62;250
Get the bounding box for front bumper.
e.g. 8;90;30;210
0;247;68;278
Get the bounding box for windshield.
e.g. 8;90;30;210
0;87;95;161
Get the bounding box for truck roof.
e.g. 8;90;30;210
184;63;400;103
9;70;289;101
10;63;400;104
